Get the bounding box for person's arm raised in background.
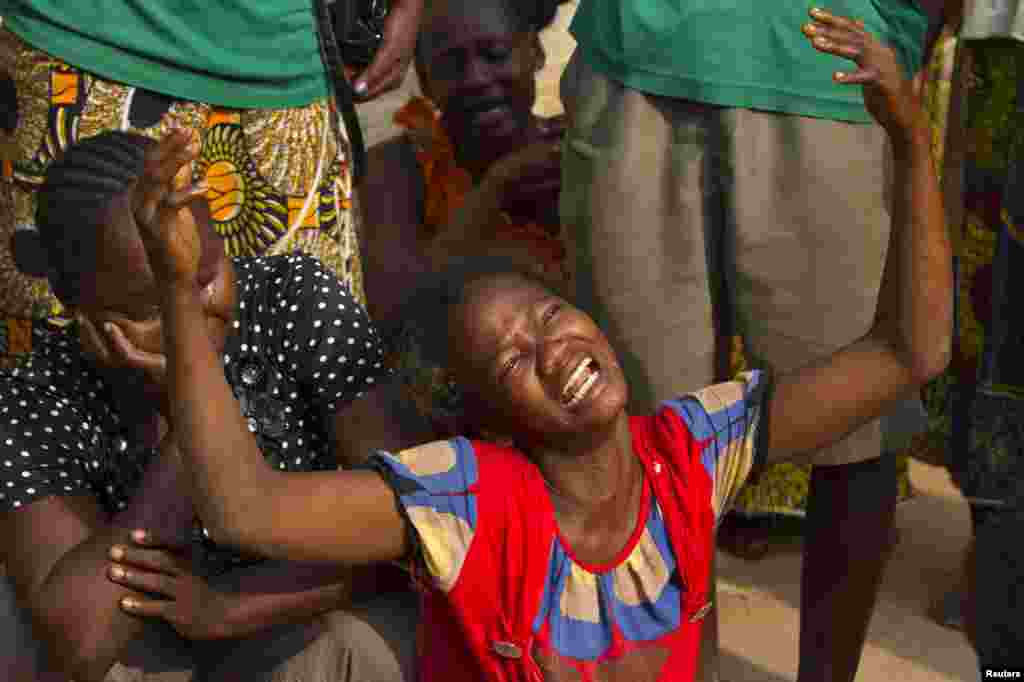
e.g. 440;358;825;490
763;8;952;463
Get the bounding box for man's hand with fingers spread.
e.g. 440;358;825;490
802;7;924;143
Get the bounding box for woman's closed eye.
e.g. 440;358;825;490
541;303;562;325
484;44;512;63
500;355;521;380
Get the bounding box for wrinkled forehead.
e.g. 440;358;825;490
452;274;549;352
421;0;518;56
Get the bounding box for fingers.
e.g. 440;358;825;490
129;528;191;554
353;5;418;99
132;128;199;227
119;595;173;620
802;18;866;64
808;7;865;33
833;67;881;85
104;322;167;379
77;316;113;366
164;180;209;210
109;543;184;575
355;57;410;101
109;563;178;598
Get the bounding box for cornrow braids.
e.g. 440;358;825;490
24;131;154;304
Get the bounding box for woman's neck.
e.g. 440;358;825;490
533;415;646;565
533;414;639;516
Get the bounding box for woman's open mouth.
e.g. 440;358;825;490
561;356;601;409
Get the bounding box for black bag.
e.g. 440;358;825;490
332;0;389;69
312;0;385;183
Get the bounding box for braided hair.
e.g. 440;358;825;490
14;131;154;305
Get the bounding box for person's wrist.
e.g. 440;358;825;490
158;280;203;309
888;121;931;163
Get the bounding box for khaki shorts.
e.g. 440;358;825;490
560;51;891;466
0;572;416;682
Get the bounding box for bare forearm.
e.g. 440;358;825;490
427;182;503;268
34;454;194;681
160;286;279;550
220;580;350;639
868;127;952;379
766;128;952;463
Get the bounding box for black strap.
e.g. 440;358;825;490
313;0;368;183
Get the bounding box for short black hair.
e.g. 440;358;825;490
390;255;551;370
387;255;556;430
14;131;154;304
415;0;569;67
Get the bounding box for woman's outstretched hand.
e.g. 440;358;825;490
131;128;209;291
802;7;924;144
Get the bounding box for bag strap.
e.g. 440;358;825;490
312;0;368;183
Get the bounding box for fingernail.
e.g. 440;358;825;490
110;565;125;579
121;598;136;610
110;546;124;560
803;22;816;34
132;529;147;543
810;7;824;17
835;71;847;81
103;322;115;335
354;80;368;95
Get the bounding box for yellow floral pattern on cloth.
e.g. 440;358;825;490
0;29;362;365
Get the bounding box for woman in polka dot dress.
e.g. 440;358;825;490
0;132;420;681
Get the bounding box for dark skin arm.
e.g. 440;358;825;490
765;9;952;463
330;375;434;468
161;280;407;563
107;533;353;640
131;133;409;565
0;435;194;682
359;138;431;324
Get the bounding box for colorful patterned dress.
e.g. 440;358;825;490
370;372;768;682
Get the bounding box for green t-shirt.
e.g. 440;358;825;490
0;1;329;109
570;0;928;123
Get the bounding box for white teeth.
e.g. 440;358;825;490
567;368;600;408
562;357;592;400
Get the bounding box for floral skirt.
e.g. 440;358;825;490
0;28;363;365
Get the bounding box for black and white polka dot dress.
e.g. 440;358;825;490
0;254;388;574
